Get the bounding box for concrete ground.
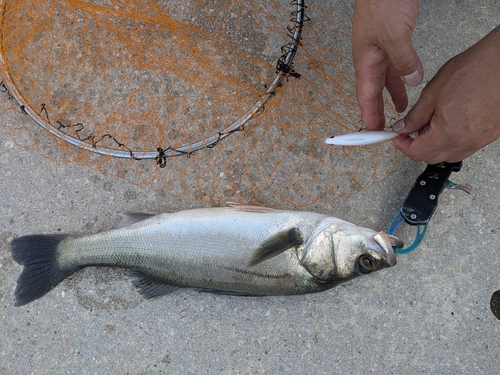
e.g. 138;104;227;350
1;0;499;374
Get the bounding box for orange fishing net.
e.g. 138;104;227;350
0;0;400;207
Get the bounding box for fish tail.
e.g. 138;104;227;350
11;234;78;306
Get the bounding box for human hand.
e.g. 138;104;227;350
352;0;422;130
393;25;500;164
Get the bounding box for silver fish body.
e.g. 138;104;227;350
11;206;400;306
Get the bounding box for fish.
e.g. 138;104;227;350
10;205;403;306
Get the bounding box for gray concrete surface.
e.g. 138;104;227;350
1;0;499;374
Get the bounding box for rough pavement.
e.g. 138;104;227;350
1;1;499;373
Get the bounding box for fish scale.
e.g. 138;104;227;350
10;206;400;306
58;208;323;285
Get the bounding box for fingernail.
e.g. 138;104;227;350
402;70;422;87
392;119;405;132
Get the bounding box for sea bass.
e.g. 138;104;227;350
11;206;402;306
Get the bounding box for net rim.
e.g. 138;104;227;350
0;0;307;162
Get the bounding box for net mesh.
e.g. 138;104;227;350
0;0;400;207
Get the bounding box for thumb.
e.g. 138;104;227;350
392;91;435;135
384;41;424;87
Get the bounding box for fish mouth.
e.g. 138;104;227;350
372;231;400;266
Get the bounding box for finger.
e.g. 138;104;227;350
393;134;443;163
385;64;408;113
366;92;385;131
382;39;424;87
359;91;385;131
353;47;390;129
393;121;464;164
355;69;387;130
392;87;436;135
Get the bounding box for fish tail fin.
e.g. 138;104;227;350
10;234;78;306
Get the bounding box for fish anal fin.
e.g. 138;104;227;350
132;272;181;299
200;289;264;297
248;227;303;267
115;211;158;229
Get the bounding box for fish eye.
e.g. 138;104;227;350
358;255;375;274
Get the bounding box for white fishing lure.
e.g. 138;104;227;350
325;131;398;146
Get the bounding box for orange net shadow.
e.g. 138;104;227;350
0;0;401;208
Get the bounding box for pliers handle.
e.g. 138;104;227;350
388;161;465;253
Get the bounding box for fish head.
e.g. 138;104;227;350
298;218;400;282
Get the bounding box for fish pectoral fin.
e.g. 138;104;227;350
226;203;280;213
132;272;181;299
115;211;158;229
248;227;303;267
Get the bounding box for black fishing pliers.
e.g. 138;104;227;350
387;161;471;253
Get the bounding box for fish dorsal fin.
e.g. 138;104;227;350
132;272;181;299
115;211;158;229
248;227;303;267
226;203;280;213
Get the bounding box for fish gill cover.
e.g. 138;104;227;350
0;0;400;207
